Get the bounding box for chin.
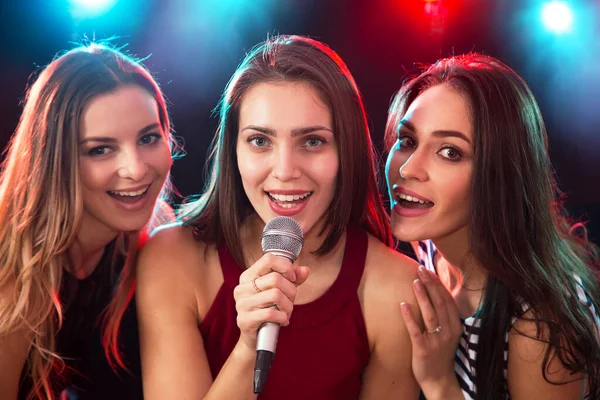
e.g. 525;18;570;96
391;226;425;243
110;217;152;233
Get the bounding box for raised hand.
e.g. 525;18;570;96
401;266;464;400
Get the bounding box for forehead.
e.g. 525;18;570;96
238;81;331;127
402;84;472;138
80;85;160;138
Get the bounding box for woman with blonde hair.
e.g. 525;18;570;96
0;44;176;399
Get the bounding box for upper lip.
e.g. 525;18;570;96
393;185;433;203
265;189;312;195
109;184;151;192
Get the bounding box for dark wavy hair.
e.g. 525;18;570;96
385;53;600;399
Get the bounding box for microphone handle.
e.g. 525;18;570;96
254;307;280;394
254;251;295;394
256;313;280;352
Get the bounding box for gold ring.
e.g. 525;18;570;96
251;277;261;293
427;325;442;334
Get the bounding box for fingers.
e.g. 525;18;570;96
236;287;294;320
434;271;463;336
293;265;310;286
237;302;291;333
417;266;450;334
234;254;312;338
413;278;439;333
234;271;298;303
240;253;297;284
400;302;425;348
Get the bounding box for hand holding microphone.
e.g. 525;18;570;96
233;216;309;394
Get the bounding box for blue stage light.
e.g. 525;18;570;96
542;1;574;34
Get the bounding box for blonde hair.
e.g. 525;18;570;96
0;44;176;399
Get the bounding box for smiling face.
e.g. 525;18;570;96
385;83;473;243
236;81;339;236
78;84;172;234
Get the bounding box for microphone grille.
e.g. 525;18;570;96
261;216;304;262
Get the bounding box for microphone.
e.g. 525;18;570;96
253;216;304;394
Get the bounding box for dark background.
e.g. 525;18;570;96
1;0;599;243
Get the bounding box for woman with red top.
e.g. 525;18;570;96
136;35;423;399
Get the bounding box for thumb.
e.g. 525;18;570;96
293;265;310;285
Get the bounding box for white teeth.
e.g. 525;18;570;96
110;187;148;197
398;192;428;203
268;192;312;202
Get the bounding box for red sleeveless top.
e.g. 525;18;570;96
199;226;370;399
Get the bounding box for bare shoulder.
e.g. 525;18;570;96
507;309;586;398
139;222;208;277
137;222;219;320
508;309;555;361
356;235;422;398
136;224;204;314
362;234;420;303
359;234;422;347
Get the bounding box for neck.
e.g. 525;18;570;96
68;212;120;279
432;225;487;293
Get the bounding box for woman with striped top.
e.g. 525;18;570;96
384;53;600;399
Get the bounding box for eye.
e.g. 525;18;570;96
139;133;162;145
304;136;325;147
438;147;462;161
399;135;416;149
88;146;112;156
248;135;271;148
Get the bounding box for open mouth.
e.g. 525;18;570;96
266;191;313;209
107;186;150;204
395;192;434;209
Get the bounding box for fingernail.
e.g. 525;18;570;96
413;279;423;292
418;265;428;279
400;302;410;313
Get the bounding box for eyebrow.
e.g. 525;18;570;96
79;122;161;144
399;119;471;144
241;125;333;137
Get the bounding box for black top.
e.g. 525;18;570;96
19;243;143;400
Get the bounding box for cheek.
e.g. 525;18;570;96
150;143;173;177
237;150;269;187
384;151;398;182
79;159;112;191
439;170;471;214
307;152;339;186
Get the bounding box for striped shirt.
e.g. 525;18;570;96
416;240;600;399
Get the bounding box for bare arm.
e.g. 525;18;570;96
137;226;217;399
507;316;586;400
0;331;30;399
359;238;422;399
0;284;31;400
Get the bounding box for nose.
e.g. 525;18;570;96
271;145;301;181
398;151;428;182
117;148;149;181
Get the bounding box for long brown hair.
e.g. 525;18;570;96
385;53;600;398
181;35;392;266
0;44;175;399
